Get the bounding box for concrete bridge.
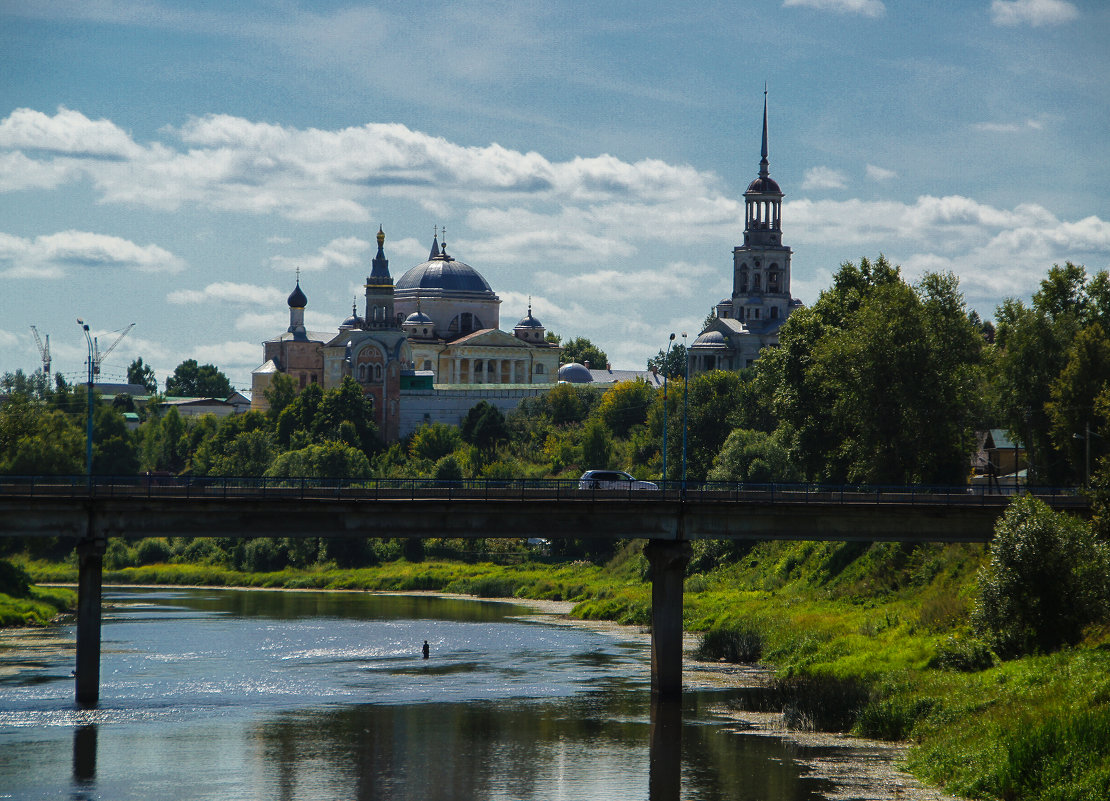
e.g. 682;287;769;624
0;476;1088;706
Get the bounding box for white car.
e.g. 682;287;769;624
578;470;659;491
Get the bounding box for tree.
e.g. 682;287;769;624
127;358;158;393
461;401;508;453
560;336;608;368
165;359;232;398
0;394;83;474
758;258;982;484
707;427;801;484
312;377;379;455
973;495;1110;658
263;373;298;422
596;380;655;438
646;343;688;380
265;442;372;479
580;418;612;469
409;422;463;462
1046;323;1110;483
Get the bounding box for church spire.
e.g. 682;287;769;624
759;85;769;178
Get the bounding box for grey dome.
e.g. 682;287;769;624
396;254;493;294
340;313;363;328
516;312;543;329
404;310;434;325
557;362;593;383
693;330;727;348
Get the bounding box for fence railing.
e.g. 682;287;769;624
0;475;1089;508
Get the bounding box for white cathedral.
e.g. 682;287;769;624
688;94;803;373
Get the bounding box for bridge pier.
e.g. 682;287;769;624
645;539;691;698
75;535;105;707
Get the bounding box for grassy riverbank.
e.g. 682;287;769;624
15;537;1110;800
0;560;74;626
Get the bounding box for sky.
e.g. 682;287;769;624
1;0;1108;391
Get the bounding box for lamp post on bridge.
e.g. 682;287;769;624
681;332;689;498
77;319;94;482
661;332;675;487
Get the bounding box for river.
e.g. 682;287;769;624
1;587;913;800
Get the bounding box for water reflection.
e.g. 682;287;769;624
71;724;97;798
254;692;832;801
650;699;682;801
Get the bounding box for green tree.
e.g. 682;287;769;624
92;403;139;475
276;382;323;447
580;418;612;469
210;429;276;476
461;401;508;453
0;395;83;474
312;377;379;455
165;359;233;398
973;496;1110;658
560;336;608;368
707;427;801;483
409;422;463;462
759;258;981;484
127;358;157;393
265;442;372;479
263;373;298;422
596;380;655;438
1046;323;1110;483
646;343;688;379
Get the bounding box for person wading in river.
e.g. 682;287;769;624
422;640;429;659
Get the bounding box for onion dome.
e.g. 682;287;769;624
516;308;543;329
287;280;307;309
556;362;593;383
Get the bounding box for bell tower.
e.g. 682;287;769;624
364;226;397;330
731;90;793;326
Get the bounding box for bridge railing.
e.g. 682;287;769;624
0;475;1089;509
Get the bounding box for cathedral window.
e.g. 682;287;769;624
374;364;382;382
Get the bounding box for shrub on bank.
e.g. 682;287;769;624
694;624;763;663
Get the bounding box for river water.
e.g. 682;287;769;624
1;587;845;800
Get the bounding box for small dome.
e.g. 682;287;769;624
340;313;363;329
693;330;728;348
557;362;593;383
516;312;543;329
287;281;307;308
746;176;782;194
404;310;433;325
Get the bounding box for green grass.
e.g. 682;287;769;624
0;585;74;626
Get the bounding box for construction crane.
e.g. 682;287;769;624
76;320;136;380
29;325;51;376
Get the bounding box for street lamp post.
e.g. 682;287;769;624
681;332;689;496
661;332;675;487
77;319;94;482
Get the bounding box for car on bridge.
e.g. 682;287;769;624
578;470;659;491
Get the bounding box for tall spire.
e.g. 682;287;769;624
429;226;441;260
759;84;769;178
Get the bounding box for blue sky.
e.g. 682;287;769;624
2;0;1108;390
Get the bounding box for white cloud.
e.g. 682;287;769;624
0;109;728;233
167;281;285;306
534;262;718;303
973;117;1047;133
0;229;183;278
270;237;371;273
990;0;1078;27
866;164;897;182
802;166;848;191
782;0;885;17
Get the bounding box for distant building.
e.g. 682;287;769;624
251;228;560;441
688;93;803;373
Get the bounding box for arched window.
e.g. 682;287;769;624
374;364;382;382
358;363;368;381
535;363;544;374
753;274;761;290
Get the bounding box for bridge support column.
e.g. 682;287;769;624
75;535;105;707
645;539;691;698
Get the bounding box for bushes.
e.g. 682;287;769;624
694;624;763;663
973;495;1110;658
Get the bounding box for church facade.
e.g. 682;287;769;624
251;228;558;441
688;95;803;373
